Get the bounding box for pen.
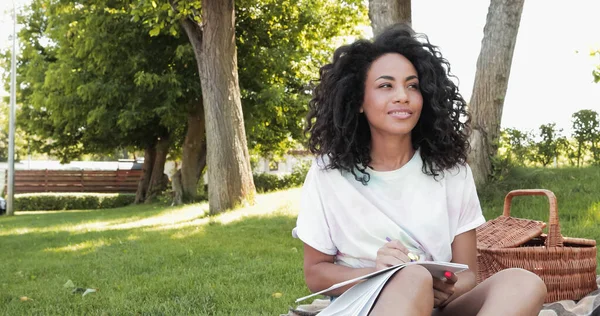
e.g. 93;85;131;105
386;236;418;262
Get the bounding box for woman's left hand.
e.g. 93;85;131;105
433;272;457;308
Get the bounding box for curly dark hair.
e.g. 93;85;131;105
305;23;471;184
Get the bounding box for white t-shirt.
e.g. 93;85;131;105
293;150;485;268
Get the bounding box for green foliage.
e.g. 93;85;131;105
0;101;28;162
498;128;534;166
253;160;310;193
572;109;600;166
532;123;562;167
592;50;600;83
557;136;578;166
6;0;371;163
490;153;513;182
235;0;369;157
130;0;202;37
14;193;135;211
496;111;600;168
7;0;199;162
9;0;370;162
132;0;369;157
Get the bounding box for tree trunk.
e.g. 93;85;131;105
467;0;524;187
368;0;411;36
145;135;171;203
592;140;598;165
134;145;156;204
577;143;582;167
180;0;256;214
171;168;183;206
180;103;206;202
197;142;207;181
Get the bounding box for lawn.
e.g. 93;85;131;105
0;167;599;315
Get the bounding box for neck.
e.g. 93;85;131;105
369;133;415;171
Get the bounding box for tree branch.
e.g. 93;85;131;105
169;0;203;46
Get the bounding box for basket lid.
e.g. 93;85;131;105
476;216;546;249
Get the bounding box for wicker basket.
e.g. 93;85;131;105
476;189;598;303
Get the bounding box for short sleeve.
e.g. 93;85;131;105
455;164;486;236
292;161;338;255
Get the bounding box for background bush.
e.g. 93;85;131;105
14;193;135;211
253;160;310;193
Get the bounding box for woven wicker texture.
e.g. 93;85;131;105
476;189;598;303
477;215;545;249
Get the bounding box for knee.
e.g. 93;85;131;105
389;265;433;290
495;268;547;299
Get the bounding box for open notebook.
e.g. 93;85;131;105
295;261;468;316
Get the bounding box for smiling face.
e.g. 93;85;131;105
361;53;423;140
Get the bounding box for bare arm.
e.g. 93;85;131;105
303;243;375;296
303;239;411;296
446;229;478;303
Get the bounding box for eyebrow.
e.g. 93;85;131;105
375;75;419;81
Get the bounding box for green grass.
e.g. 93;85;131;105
0;166;599;315
0;190;308;315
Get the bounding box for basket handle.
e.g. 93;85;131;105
503;189;563;247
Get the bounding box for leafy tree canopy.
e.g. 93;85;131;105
8;0;199;162
8;0;369;161
131;0;369;158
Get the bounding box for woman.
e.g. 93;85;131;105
293;24;547;315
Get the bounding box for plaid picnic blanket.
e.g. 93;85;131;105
539;276;600;316
282;276;600;316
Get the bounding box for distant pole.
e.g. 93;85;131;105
7;0;17;216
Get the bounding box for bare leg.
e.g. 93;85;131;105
370;265;434;316
433;268;547;316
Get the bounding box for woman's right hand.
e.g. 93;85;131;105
375;239;412;271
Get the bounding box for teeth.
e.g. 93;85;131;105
390;111;409;115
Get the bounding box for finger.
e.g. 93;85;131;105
433;280;455;296
443;271;458;284
438;298;451;308
437;287;453;308
385;240;409;254
433;289;449;305
378;248;411;263
433;291;443;308
433;276;452;288
377;255;405;267
432;277;447;290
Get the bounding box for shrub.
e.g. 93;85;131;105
14;193;135;212
253;160;310;193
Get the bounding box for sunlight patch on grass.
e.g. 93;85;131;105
0;220;121;236
108;204;210;230
44;239;110;254
212;189;300;225
0;188;302;238
69;221;120;232
169;226;207;240
581;201;600;226
16;209;96;215
145;188;302;233
0;204;210;236
126;234;140;241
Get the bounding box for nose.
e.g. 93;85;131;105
393;87;409;104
